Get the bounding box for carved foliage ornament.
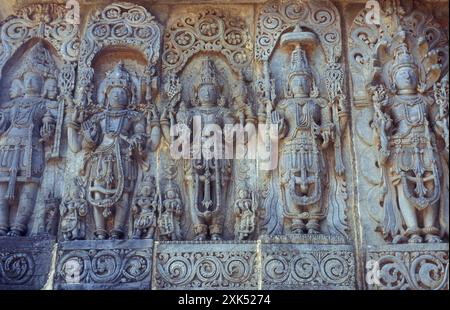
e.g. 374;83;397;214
162;8;253;73
349;0;449;102
56;248;152;286
0;3;79;80
367;249;449;290
77;2;161;106
256;0;341;61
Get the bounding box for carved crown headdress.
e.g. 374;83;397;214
16;41;58;80
195;58;220;89
98;62;138;107
288;46;312;81
391;41;417;77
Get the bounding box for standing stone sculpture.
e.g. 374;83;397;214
131;175;158;240
59;179;87;241
161;58;235;241
371;38;445;244
158;183;183;241
268;27;334;234
0;42;58;237
68;63;161;240
234;188;257;240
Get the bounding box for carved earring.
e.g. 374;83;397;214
310;79;319;98
285;82;292;98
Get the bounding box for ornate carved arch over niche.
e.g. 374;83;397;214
0;3;79;81
76;2;161;106
348;0;449;105
255;0;342;62
162;7;253;74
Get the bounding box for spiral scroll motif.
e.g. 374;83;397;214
162;8;252;73
56;248;152;286
256;0;341;61
0;253;35;285
368;251;449;290
0;3;79;81
156;251;257;289
262;250;355;288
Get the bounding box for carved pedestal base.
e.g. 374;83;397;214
366;243;449;290
261;235;356;290
154;237;357;290
0;236;55;290
154;241;259;290
54;239;153;290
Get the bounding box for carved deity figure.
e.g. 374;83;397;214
234;188;257;240
44;193;61;236
158;185;183;241
161;59;235;241
60;182;87;241
372;41;445;244
0;42;57;237
131;175;158;239
68;63;161;240
271;42;334;235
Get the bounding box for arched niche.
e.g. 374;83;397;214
0;38;62;105
76;2;161;107
90;45;148;105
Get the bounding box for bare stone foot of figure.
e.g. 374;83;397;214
392;235;407;244
0;228;8;237
193;234;207;241
308;229;321;235
7;229;22;237
95;231;108;240
408;234;423;244
211;234;222;241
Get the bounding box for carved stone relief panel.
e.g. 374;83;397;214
366;243;449;290
0;3;79;238
347;0;449;290
255;0;351;240
0;0;447;291
0;236;54;290
159;5;256;242
54;239;153;290
348;0;449;245
154;241;259;290
261;243;356;290
64;2;162;240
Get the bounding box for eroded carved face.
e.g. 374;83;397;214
44;79;58;99
198;84;217;106
289;75;310;98
394;67;418;92
23;72;44;96
108;87;129;108
9;79;24;99
166;190;177;199
238;189;249;199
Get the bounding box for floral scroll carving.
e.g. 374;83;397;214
76;2;161;107
162;8;253;74
0;3;79;81
256;0;342;62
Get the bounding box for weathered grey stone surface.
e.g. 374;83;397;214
0;0;448;290
0;236;54;290
154;241;259;290
54;239;153;290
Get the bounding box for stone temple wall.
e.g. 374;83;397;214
0;0;448;290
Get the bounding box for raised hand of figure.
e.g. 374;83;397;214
271;110;284;132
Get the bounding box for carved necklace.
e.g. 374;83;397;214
105;110;127;135
396;95;425;126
